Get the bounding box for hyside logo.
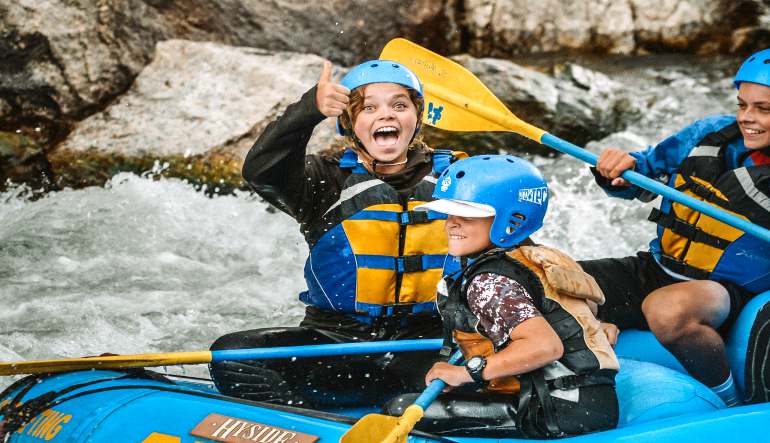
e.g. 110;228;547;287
427;102;444;125
440;175;452;192
518;187;548;205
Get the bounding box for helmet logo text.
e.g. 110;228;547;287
518;187;548;205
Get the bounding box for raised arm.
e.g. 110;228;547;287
241;85;325;219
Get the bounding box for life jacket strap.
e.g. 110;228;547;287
648;208;732;250
547;370;616;391
350;302;437;325
356;254;446;273
517;370;562;438
399;209;446;225
431;149;455;175
339;149;368;174
700;122;742;147
676;178;731;207
658;254;712;280
348;209;446;224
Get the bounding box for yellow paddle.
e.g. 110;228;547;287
340;349;463;443
380;38;770;245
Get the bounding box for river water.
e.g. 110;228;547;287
0;54;740;387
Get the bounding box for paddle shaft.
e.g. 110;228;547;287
339;349;464;443
413;348;464;409
0;339;443;376
211;339;442;362
541;133;770;245
421;81;770;245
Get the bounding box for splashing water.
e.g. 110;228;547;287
0;55;737;388
1;174;307;384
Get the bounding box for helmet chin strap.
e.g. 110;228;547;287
366;158;408;166
351;132;412;173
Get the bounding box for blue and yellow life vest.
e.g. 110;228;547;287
299;148;465;323
649;123;770;293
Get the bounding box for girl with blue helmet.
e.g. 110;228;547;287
581;48;770;406
384;155;620;438
209;59;465;408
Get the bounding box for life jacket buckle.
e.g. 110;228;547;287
549;375;580;391
399;211;430;225
396;255;425;273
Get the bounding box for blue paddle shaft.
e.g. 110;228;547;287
541;133;770;244
211;339;443;363
413;349;464;410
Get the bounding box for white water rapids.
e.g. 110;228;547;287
0;55;738;388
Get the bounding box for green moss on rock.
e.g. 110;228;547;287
48;147;246;195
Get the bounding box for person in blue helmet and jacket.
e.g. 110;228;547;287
385;155;619;438
580;48;770;406
208;59;466;407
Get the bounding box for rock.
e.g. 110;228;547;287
49;40;340;193
0;131;52;190
461;0;766;56
0;1;169;143
421;54;634;155
0;0;451;135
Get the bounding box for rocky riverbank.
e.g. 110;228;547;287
0;0;764;192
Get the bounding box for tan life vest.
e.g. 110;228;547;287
448;245;619;394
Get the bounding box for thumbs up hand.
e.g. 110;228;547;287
315;61;350;118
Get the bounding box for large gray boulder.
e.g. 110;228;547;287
0;0;447;141
50;40;339;191
50;40;638;189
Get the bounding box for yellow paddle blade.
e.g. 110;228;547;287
380;38;546;142
0;351;212;376
340;404;424;443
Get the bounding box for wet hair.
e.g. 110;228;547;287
338;84;425;150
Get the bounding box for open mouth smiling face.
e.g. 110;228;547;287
353;83;418;164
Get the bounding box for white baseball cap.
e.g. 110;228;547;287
414;199;496;217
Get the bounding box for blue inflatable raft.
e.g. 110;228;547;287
2;290;770;442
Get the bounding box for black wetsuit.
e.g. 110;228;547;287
209;87;444;408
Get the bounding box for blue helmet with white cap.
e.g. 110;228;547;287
431;154;549;248
734;48;770;89
336;60;423;136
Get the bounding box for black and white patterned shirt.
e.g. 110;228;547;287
466;272;542;348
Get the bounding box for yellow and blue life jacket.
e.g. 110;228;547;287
300;148;464;324
649;123;770;293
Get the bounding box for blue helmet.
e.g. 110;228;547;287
734;48;770;89
336;60;423;136
429;155;549;248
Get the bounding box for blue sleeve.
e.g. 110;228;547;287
598;115;737;201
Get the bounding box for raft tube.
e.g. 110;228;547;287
1;290;769;442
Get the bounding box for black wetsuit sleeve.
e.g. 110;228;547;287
241;86;333;222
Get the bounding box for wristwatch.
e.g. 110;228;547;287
465;355;487;384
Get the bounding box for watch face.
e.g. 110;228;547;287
467;357;482;370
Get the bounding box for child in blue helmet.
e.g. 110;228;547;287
209;59;465;407
580;48;770;406
384;155;619;438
